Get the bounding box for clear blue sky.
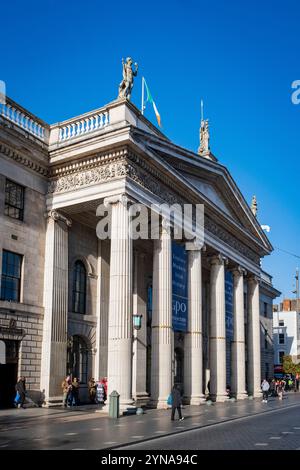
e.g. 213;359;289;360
1;0;300;300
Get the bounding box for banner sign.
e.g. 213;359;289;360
172;242;188;332
225;270;234;339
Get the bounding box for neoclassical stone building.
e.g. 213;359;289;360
0;96;279;407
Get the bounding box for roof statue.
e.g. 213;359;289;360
198;119;210;155
251;195;258;217
118;57;138;101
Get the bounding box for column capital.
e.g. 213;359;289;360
185;240;206;251
248;274;261;285
232;266;247;277
210;253;228;266
45;210;72;227
104;193;134;208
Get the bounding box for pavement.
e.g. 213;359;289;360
0;392;300;450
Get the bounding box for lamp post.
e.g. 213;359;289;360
133;314;142;331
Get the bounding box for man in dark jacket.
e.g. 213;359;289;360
16;377;26;408
171;384;184;421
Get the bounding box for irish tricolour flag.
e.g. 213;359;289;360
142;77;161;128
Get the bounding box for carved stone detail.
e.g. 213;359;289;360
47;149;260;265
45;210;72;227
0;143;48;176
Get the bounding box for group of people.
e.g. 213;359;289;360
61;376;80;407
61;376;108;407
88;377;107;404
261;376;299;403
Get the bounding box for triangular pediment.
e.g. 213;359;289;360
129;128;272;254
182;174;236;218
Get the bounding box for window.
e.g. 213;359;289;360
0;250;22;301
279;351;285;364
72;260;86;314
279;333;285;345
263;302;268;318
4;179;24;221
264;329;268;350
279;320;284;327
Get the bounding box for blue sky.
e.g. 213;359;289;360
1;0;299;300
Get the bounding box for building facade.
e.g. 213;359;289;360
273;301;300;366
0;96;279;407
260;271;281;380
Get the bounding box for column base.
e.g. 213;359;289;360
184;395;206;406
149;398;169;409
133;392;150;407
211;393;229;403
234;392;248;400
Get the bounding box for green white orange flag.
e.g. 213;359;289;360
143;77;161;127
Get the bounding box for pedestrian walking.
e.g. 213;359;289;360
15;376;26;409
277;380;284;400
261;379;270;403
170;384;184;421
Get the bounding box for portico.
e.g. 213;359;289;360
0;93;271;407
37;98;269;406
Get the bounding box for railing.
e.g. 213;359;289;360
0;99;47;141
58;110;109;142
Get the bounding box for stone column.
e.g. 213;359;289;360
151;221;172;407
41;210;71;404
247;276;261;397
132;251;148;403
94;239;110;380
106;194;133;405
232;267;247;399
184;242;206;404
209;254;228;402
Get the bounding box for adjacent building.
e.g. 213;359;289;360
0;94;280;408
273;299;300;366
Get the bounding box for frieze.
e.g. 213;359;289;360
47;150;260;264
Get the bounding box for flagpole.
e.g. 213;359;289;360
201;99;204;122
141;76;145;115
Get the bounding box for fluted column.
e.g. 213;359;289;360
184;242;205;404
209;254;228;402
232;267;247;399
106;194;133;405
247;276;261;397
132;252;148;402
151;221;172;407
41;210;71;404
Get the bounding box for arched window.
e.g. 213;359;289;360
72;260;86;314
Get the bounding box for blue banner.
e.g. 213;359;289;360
225;270;234;387
225;271;234;339
172;242;188;332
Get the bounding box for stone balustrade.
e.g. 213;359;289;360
57;109;109;142
0;98;47;141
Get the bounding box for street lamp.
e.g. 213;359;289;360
133;314;142;330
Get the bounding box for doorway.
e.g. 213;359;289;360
0;340;19;408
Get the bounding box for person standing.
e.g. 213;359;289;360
170;384;184;421
261;379;270;403
15;377;26;409
61;376;71;407
88;378;96;403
